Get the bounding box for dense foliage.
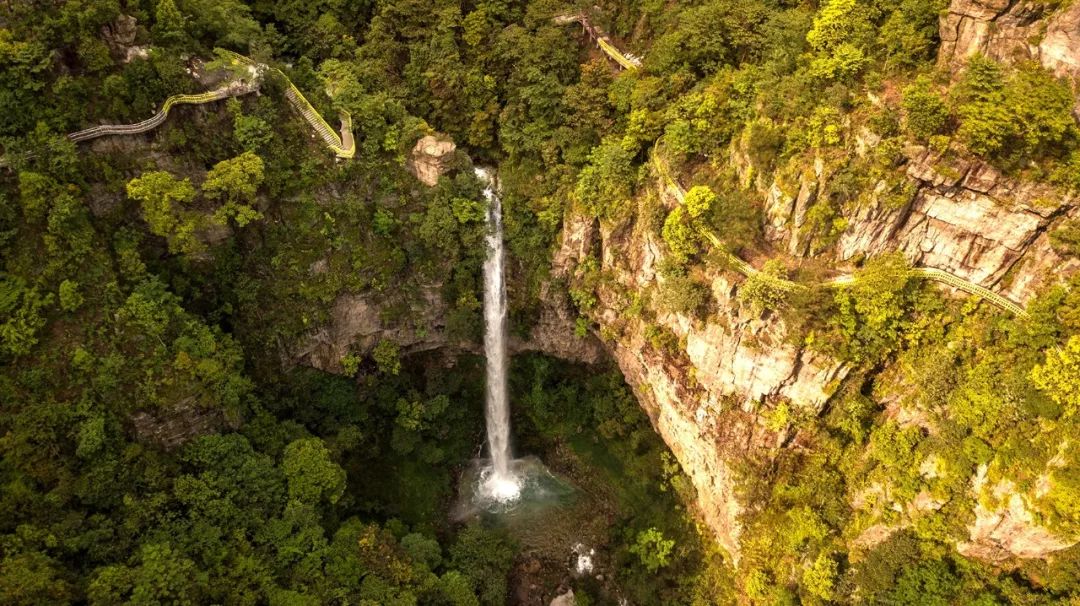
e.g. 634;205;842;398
4;0;1080;603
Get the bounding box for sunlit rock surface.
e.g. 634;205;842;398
407;135;458;186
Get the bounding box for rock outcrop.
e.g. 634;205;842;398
958;466;1076;561
938;0;1080;81
293;287;458;374
836;151;1075;301
101;14;146;63
130;398;228;450
549;590;576;606
407;135;458;187
554;138;1077;561
293;284;603;375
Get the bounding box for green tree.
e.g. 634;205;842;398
372;339;401;376
202;152;265;227
437;571;480;606
233;114;273;152
58;279;82;312
152;0;187;46
658;272;709;316
0;274;53;357
902;77;949;140
683;185;717;219
89;544;204;606
737;259;789;315
281;438;346;505
806;0;871;80
662;206;701;263
831;253;915;362
803;553;838;600
629;527;674;573
126;171;203;255
448;524;513;606
0;551;74;605
575;137;636;219
1031;334;1080;418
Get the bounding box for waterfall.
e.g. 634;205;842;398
476;167;521;502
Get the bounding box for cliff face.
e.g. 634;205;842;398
551;213;848;558
292;271;604;375
831;151;1076;302
549;28;1080;560
552;150;1077;560
291;4;1080;564
938;0;1080;81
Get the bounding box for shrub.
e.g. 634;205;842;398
742;119;785;173
737;259;789;314
575;137;637;218
803;553;838;600
126;171;203;255
662;207;700;262
372;339;402;376
953;57;1076;162
683;185;717;219
831;253;915;362
807;106;843;147
58;280;82;312
1050;220;1080;256
902;77;949;140
1031;334;1080;419
629;527;674;573
0;275;53;356
658;273;709;316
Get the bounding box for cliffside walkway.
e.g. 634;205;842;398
555;13;642;70
3;50;354;164
217;50;355;159
652;151;1029;317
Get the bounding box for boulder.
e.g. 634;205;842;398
407;135;457;186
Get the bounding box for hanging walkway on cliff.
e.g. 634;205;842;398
652;150;1029;317
2;50;354;165
555;13;642;70
217;50;355;159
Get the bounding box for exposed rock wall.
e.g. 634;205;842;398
292;284;603;375
938;0;1080;81
836;151;1075;301
552;0;1080;565
552;211;848;558
131;399;228;450
958;465;1076;561
557;145;1077;560
407;135;459;187
292;287;458;374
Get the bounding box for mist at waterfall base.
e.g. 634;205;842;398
457;168;574;518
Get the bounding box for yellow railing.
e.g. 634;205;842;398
0;50;357;163
67;88;251;142
215;50;355;159
555;13;641;72
597;38;640;71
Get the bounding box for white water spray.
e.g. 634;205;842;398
476;167;521;503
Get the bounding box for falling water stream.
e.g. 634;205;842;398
460;168;575;521
476;167;522;503
453;169;592;581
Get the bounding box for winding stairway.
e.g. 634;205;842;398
4;50;354;162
